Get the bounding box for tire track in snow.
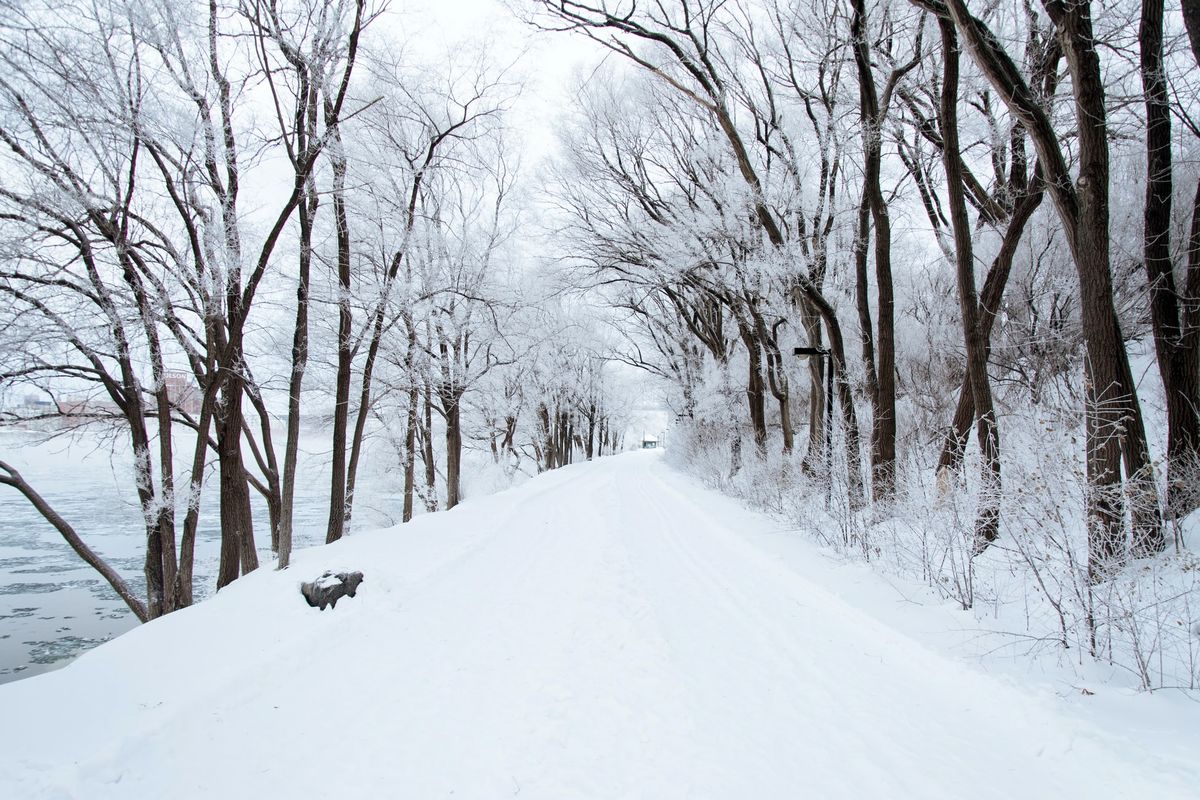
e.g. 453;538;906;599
610;455;1197;799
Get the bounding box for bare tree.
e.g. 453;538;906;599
321;49;513;539
533;0;867;503
848;0;923;500
242;0;374;568
929;0;1161;575
931;15;1000;547
1136;0;1200;518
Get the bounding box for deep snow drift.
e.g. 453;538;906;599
1;451;1197;798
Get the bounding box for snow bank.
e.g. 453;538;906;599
1;452;1196;798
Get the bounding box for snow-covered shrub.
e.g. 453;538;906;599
669;391;1200;690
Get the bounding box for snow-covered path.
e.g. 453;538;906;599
1;451;1196;798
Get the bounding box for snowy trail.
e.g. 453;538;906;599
1;451;1196;799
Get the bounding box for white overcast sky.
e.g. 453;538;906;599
397;0;605;170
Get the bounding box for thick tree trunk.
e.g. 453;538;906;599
759;316;794;457
853;190;878;433
558;411;573;466
943;0;1161;578
851;0;898;502
586;405;596;460
136;403;168;619
939;19;1001;549
1140;0;1200;522
799;299;826;473
150;378;179;613
1184;0;1200;66
937;182;1044;475
777;387;794;456
216;368;257;588
123;406;165;618
740;326;768;454
1071;168;1142;574
1060;0;1161;570
444;390;463;509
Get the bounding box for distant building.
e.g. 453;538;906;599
164;371;201;415
22;394;54;414
58;397;120;418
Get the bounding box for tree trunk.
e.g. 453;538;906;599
853;190;879;438
777;387;793;456
444;390;463;509
741;325;768;454
151;376;179;613
422;382;438;512
1183;0;1200;67
937;181;1044;475
943;0;1161;577
1059;0;1161;570
586;405;596;460
759;316;794;456
537;403;552;471
278;168;318;568
402;319;419;523
939;19;1001;549
558;410;572;466
503;414;519;463
1140;0;1200;522
326;131;352;545
403;382;418;523
176;380;217;606
140;393;171;619
851;0;898;502
799;299;826;474
216;367;257;588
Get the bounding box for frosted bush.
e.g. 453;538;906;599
670;413;1199;690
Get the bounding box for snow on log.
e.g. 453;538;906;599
300;571;365;611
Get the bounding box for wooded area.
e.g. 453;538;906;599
0;0;628;617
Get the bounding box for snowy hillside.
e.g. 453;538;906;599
1;451;1196;799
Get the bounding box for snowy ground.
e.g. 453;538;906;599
1;450;1197;798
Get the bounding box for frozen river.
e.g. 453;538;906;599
0;429;397;683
